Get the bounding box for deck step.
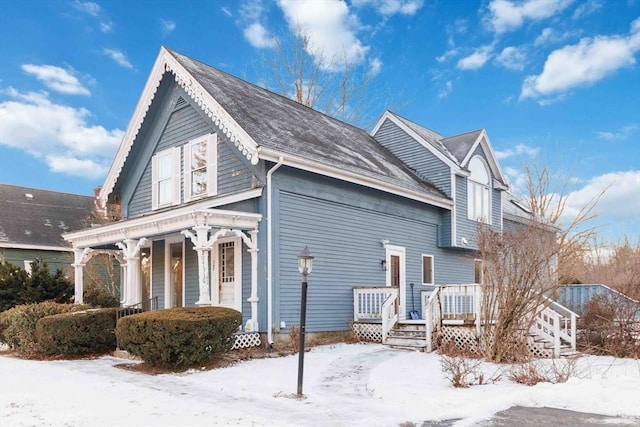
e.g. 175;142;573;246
384;336;428;349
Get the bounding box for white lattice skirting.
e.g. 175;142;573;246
232;332;261;350
352;322;383;342
439;326;555;358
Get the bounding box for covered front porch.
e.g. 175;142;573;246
63;206;262;333
352;284;579;357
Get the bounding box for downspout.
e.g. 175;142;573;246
266;157;284;345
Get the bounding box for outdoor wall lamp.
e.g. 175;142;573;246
297;245;314;397
381;259;388;271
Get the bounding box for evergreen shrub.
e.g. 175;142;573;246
36;308;118;355
83;283;120;308
116;307;241;368
0;302;88;355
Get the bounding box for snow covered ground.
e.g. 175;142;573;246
1;343;639;427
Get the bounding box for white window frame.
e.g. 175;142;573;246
421;254;434;286
151;147;181;210
164;235;185;309
184;133;217;202
467;156;491;224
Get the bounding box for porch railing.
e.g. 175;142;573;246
116;296;159;322
532;297;579;357
381;290;398;344
353;287;396;321
423;288;441;352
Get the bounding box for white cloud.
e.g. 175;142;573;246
573;0;602;19
277;0;369;69
438;80;453;99
72;0;100;16
594;124;638;140
21;64;90;96
0;88;122;179
561;171;640;223
495;144;539;159
457;45;494;70
534;27;580;46
485;0;573;34
352;0;424;16
244;22;277;48
436;48;458;63
103;48;133;69
160;19;176;35
100;21;113;33
368;57;382;76
221;7;232;17
521;19;640;103
496;46;527;70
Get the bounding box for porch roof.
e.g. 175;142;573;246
63;204;262;248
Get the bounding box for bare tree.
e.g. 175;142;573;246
257;26;404;128
478;165;603;362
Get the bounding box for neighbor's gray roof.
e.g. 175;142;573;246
0;184;95;248
167;48;447;201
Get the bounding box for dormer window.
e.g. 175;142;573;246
467;156;491;223
184;133;217;201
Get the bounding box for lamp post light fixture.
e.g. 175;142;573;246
296;245;314;397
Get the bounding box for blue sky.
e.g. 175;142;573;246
0;0;638;244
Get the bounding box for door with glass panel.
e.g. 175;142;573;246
214;238;241;311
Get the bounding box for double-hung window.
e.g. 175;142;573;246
467;156;491;223
151;147;181;209
184;133;217;201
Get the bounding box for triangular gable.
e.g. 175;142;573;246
100;46;259;205
460;130;508;188
371;111;459;168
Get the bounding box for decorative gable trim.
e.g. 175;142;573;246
100;46;259;205
460;130;508;188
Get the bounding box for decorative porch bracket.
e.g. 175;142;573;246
116;238;149;307
183;226;260;332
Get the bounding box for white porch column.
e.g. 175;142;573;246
246;229;259;332
71;248;91;304
116;238;148;307
183;225;213;306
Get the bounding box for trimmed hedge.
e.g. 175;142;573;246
0;302;88;355
35;308;118;356
116;307;241;368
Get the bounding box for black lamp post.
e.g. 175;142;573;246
296;245;314;397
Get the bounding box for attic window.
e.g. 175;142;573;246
151;147;181;209
25;193;33;200
467;156;491;223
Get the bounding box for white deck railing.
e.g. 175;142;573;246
381;291;398;344
532;297;578;356
423;288;441;352
353;287;396;321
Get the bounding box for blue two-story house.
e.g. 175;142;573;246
64;46;516;348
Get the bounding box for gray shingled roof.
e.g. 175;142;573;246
441;130;483;164
388;112;458;164
167;49;447;201
0;184;95;248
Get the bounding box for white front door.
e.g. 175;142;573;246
385;245;406;320
165;237;184;308
212;237;242;311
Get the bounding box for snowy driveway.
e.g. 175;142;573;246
2;343;639;426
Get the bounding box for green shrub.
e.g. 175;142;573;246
35;308;118;356
84;283;120;308
0;261;74;312
116;307;241;368
0;302;88;356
